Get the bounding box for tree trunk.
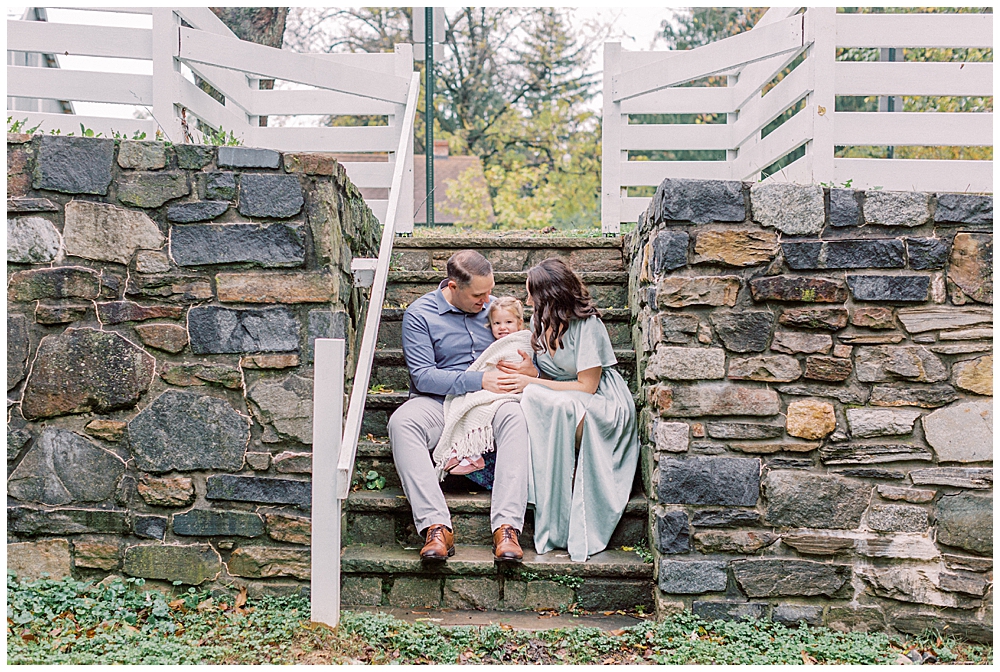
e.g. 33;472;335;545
210;7;289;126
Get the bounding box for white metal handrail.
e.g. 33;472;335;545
335;71;420;500
601;7;994;233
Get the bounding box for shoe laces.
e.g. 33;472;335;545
499;526;517;542
427;525;447;542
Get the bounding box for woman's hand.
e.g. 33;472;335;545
497;372;531;394
496;350;537;377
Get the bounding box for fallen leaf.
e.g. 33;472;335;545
196;598;214;612
20;632;36;642
168;598;185;609
610;629;626;636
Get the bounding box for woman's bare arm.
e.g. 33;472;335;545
498;366;600;395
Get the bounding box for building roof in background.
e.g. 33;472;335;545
414;153;494;225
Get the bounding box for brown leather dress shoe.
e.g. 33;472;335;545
419;524;455;561
492;524;523;562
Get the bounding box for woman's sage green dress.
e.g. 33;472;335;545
523;316;639;562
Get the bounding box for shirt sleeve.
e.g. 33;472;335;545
402;308;485;396
574;316;617;373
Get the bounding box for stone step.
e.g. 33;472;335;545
340;543;654;612
376;307;633;350
391;235;624;273
343;486;648;550
369;348;638;397
385;271;629;309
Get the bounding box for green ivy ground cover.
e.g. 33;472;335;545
7;574;992;665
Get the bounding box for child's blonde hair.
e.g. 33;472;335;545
488;296;524;325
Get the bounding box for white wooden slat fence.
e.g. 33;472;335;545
6;6;415;234
602;7;993;233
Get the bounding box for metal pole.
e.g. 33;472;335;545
424;7;434;227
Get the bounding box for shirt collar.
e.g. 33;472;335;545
434;279;493;317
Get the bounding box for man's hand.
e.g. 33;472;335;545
481;369;503;393
496;350;537;377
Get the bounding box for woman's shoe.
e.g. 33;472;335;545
444;455;486;475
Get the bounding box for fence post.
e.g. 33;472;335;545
806;7;836;185
150;8;184;143
311;338;345;627
601;42;622;235
394;44;415;235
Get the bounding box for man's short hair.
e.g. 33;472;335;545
446;250;492;287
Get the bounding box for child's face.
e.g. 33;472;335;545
490;308;521;338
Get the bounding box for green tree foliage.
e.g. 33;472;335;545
660;7;767;51
283;7;606;229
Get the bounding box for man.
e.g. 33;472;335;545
390;249;534;562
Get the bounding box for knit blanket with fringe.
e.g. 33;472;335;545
432;329;533;480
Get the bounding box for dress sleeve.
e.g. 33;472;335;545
574;316;617;372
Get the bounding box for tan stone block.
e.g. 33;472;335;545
138;475;195;507
216;272;338;303
240;354;301;369
265;513;310;545
655;276;740;308
227;547;310;580
694;229;778;266
73;538;120;570
785;399;836;440
952;355;992;396
136;323;188;353
8;539;72;581
85;419;127;442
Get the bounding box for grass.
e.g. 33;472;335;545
7;574;993;665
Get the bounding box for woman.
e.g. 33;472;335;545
497;258;639;562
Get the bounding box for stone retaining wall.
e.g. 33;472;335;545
628;179;992;642
7;134;380;594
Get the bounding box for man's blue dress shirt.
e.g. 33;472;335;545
401;280;495;399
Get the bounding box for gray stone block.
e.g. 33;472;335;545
206;475;311;507
693;601;769;622
690;509;760;528
134;515;167;540
906;238;949;270
709;311;774;353
32;136;115;195
577;580;653;611
829;188;861;227
782;239;905;270
123;543;221;585
166;201;230;223
653;178;745;224
7;216;61;263
922;401;992;463
658;457;760;506
7;427;31;461
863;190;931;227
306;310;349;363
21;328;155;420
762;470;868;529
935;492;992;555
655;510;690;554
218;146;281;168
751;183;825;235
205;172;237;199
846;274;929;302
645;346;725;381
188;306;300;354
247;375;313;444
7;314;29;391
867;504;928;533
117;172;190;208
772;603;823;626
174;144;214;169
171;223;305;267
117;140;167;170
935;193;992;225
238;174;304;218
8;506;128;535
128;390;248;472
659;560;728;594
706;422;783;440
650;230;689;273
172;509;265;537
732;558;851;597
7;428;124;506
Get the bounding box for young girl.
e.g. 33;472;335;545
434;297;532;479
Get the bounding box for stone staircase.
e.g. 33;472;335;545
339;235;654;613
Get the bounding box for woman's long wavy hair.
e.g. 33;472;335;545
526;258;600;353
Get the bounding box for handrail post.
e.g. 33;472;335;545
806;7;836;185
150;8;183;142
601;42;622;235
311;338;345;627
